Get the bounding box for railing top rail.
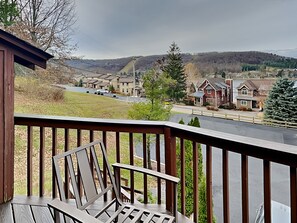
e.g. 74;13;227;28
167;122;297;167
14;113;297;167
14;113;166;134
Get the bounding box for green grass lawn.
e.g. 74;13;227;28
15;90;131;119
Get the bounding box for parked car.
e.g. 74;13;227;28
96;89;109;95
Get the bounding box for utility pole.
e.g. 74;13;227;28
133;57;136;96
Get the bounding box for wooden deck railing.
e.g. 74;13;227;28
14;113;297;223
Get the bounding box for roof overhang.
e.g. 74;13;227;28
237;84;250;90
0;29;53;69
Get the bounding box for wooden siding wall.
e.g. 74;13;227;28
0;45;14;204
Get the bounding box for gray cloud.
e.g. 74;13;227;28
72;0;297;59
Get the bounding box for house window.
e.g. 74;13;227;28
207;89;212;94
242;88;248;95
241;100;248;106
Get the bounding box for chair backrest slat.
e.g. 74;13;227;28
76;149;98;201
99;142;121;201
53;157;67;202
66;155;83;208
90;145;105;191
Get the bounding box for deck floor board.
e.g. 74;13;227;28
0;196;192;223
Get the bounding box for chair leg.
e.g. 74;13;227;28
11;204;16;223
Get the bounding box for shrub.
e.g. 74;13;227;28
206;106;219;111
184;98;194;106
203;102;210;106
219;103;236;110
238;106;248;111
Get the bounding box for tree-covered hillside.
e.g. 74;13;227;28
65;51;297;75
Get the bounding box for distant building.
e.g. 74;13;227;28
236;79;276;109
190;78;231;107
119;77;134;95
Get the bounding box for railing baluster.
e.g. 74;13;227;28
241;154;249;223
27;126;33;196
116;132;120;163
263;160;271;223
77;129;82;196
116;132;121;192
206;145;213;223
223;150;230;223
156;134;161;205
52;128;57;198
89;130;94;177
143;133;148;204
180;138;185;215
193;141;199;223
39;127;45;197
103;131;107;201
129;133;134;203
64;128;69;199
290;167;297;223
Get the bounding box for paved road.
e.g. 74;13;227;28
136;114;296;222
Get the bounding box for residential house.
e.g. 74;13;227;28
119;77;134;95
190;78;231;107
106;74;120;92
236;79;275;109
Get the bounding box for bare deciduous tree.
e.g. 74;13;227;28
13;0;76;58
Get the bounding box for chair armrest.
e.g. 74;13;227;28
48;199;103;223
112;163;180;184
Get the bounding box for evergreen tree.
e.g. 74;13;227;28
0;0;19;28
162;42;187;102
264;78;297;123
78;79;83;87
177;117;215;222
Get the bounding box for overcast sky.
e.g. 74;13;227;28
72;0;297;59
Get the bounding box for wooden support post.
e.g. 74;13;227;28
0;48;14;204
164;127;176;213
0;30;52;204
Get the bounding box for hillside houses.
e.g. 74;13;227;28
79;73;143;96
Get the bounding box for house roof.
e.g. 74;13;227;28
0;29;53;69
198;78;230;91
189;91;204;98
99;82;109;87
237;79;275;91
89;74;105;78
105;75;117;80
87;79;99;84
119;77;134;83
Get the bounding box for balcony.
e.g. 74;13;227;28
0;114;297;222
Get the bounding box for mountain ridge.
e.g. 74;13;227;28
65;51;297;75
